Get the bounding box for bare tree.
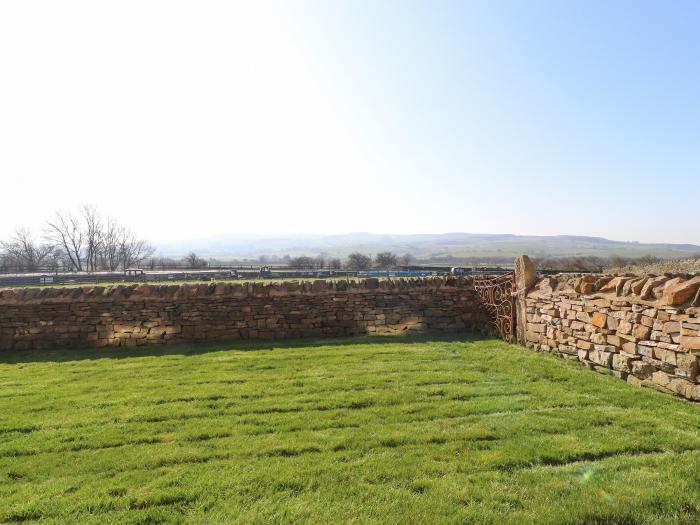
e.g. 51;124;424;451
290;256;315;269
184;252;207;269
398;253;413;266
99;218;122;271
531;257;553;271
45;211;84;271
345;252;372;270
118;229;154;269
374;251;398;269
638;254;661;266
2;205;156;274
609;255;628;269
328;258;342;270
82;205;102;272
0;227;56;272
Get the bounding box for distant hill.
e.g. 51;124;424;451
155;233;700;264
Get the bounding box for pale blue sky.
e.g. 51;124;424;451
1;1;698;243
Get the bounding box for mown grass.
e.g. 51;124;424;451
1;335;700;524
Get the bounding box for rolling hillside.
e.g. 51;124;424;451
156;233;700;263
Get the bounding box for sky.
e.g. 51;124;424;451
1;0;698;245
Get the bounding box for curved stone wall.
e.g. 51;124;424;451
525;273;700;401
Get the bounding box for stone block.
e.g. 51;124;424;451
591;312;607;328
630;360;655;379
663;277;700;306
632;324;652;341
680;336;700;352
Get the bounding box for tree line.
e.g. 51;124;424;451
0;207;415;274
182;251;414;270
287;251;413;270
0;205;154;273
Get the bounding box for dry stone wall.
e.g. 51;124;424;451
525;272;700;401
0;277;481;351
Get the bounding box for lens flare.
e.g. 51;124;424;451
579;467;593;483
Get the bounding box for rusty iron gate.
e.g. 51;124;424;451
472;273;516;342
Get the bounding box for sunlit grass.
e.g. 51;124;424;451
1;334;699;524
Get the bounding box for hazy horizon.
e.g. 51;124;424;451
2;1;699;244
152;230;699;247
151;231;700;262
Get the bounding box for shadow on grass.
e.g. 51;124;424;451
0;331;490;365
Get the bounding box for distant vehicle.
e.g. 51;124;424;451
450;267;468;275
124;268;145;278
258;266;272;278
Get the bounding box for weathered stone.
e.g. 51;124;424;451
591;312;607;329
680;336;700;352
592;298;612;308
676;353;699;380
630;360;655;379
640;276;670;300
653;348;677;366
620;280;633;296
682;321;700;332
621;341;638;355
630;278;648;295
591;333;607;344
632;324;652;341
663;276;700;306
612;354;631;372
600;277;626;293
559;345;578;355
576;339;593;350
514;255;538;345
592;276;611;290
668;378;696;399
576;311;592;323
514;255;538;292
617;320;633;335
589;348;613;367
662;321;681;334
685;384;700;401
580;282;595;294
607;334;622;347
651;370;672;387
627;374;645;387
536;277;558;294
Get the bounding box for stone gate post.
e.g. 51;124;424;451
514;255;537;345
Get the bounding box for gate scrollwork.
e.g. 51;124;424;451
472;273;516;343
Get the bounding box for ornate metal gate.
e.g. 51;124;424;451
472;273;516;343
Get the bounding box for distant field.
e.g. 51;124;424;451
2;335;700;524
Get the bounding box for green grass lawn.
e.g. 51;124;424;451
1;335;700;524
